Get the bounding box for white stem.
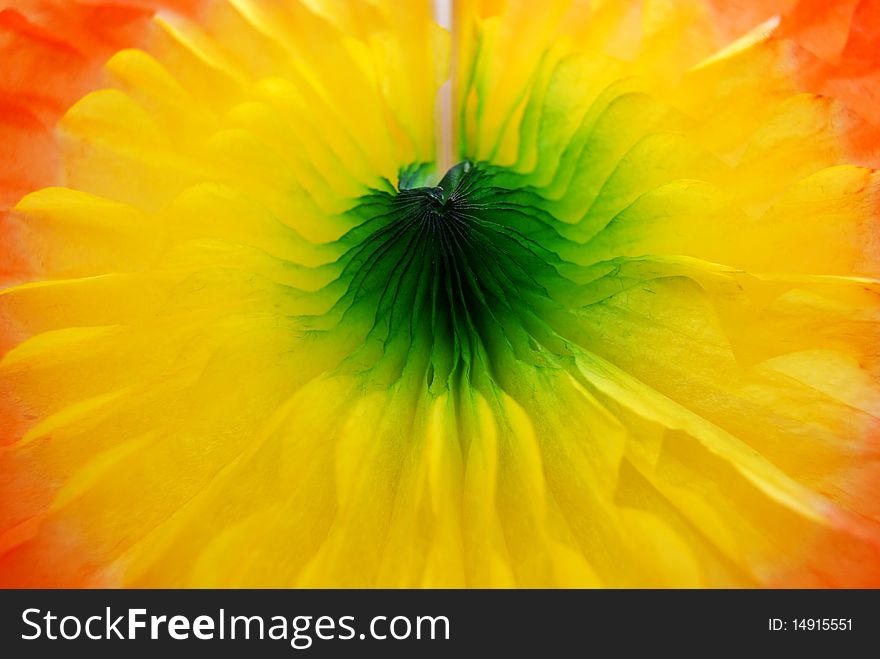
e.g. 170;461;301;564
432;0;454;176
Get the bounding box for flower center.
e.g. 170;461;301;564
332;161;572;390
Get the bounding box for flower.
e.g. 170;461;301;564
1;0;878;587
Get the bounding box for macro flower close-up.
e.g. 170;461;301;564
1;0;879;588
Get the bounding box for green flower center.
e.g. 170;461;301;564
329;161;578;392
